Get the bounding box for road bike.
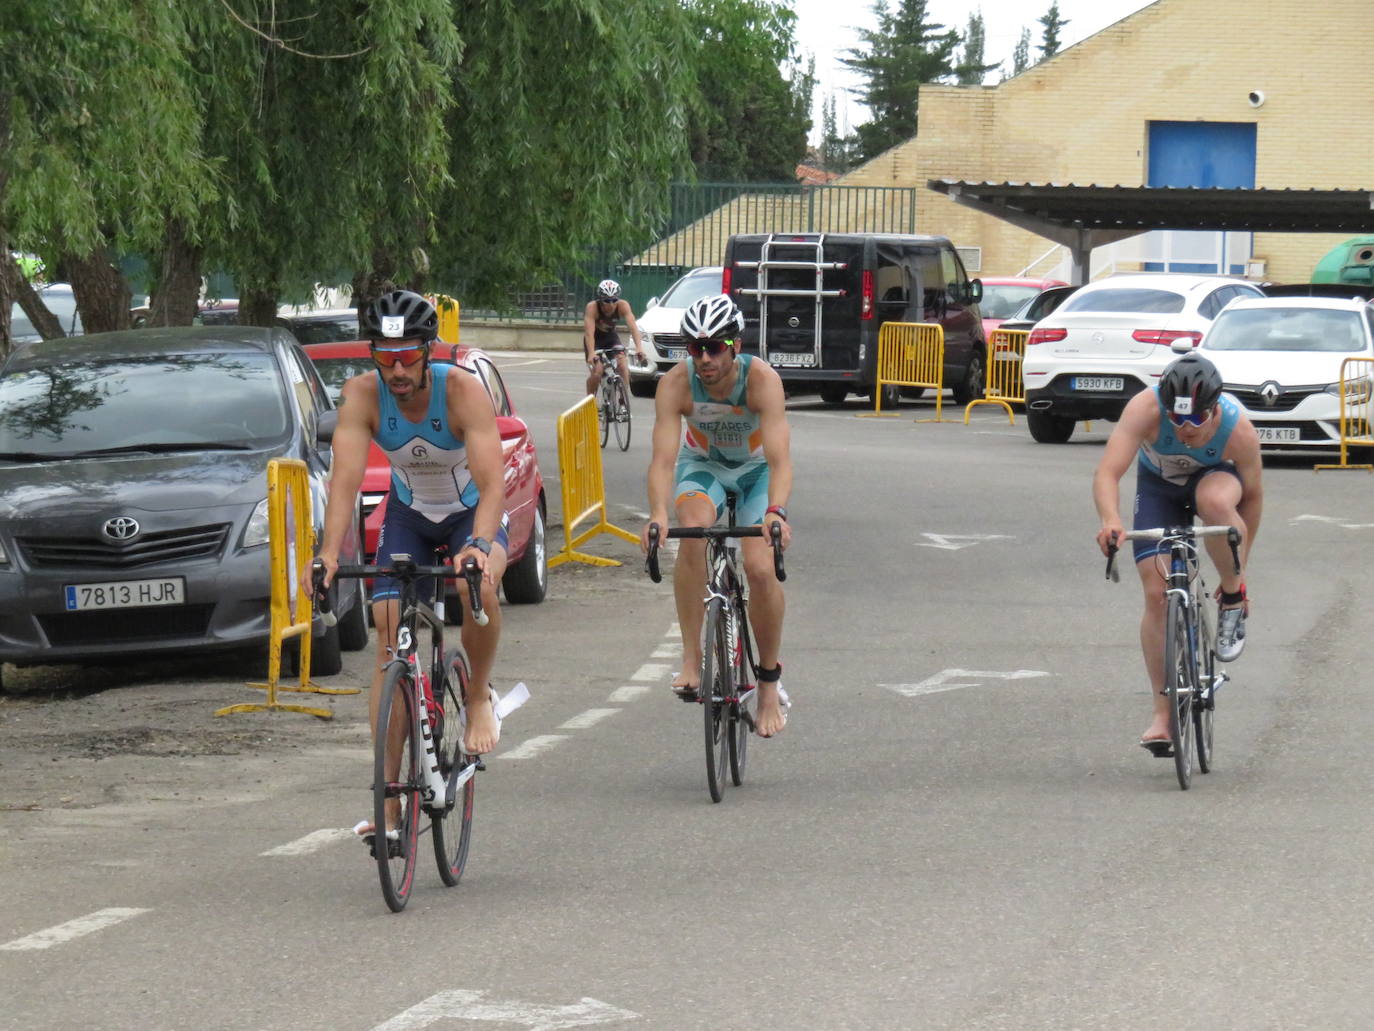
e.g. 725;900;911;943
1107;524;1240;790
313;553;523;911
645;499;785;803
595;351;632;451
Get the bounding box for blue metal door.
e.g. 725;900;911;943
1145;121;1257;274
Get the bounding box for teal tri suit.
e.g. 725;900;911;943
674;353;770;525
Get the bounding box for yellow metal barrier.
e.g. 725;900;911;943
548;395;639;568
1315;356;1374;472
856;322;945;422
216;459;360;719
431;294;460;346
964;328;1029;425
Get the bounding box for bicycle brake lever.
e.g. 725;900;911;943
645;523;662;583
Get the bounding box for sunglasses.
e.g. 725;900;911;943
370;344;427;368
686;337;732;358
1168;407;1213;427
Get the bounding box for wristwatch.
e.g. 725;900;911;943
469;536;493;556
765;505;788;522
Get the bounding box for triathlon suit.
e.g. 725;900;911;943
593;301;624;354
372;362;509;601
1131;387;1242;561
674;353;769;525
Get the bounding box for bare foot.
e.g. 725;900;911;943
463;689;501;754
755;682;787;738
671;667;699;697
1140;718;1170;745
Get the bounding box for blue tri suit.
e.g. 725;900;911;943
371;362;509;601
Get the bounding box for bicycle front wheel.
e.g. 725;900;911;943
727;599;749;787
433;648;475;886
375;663;422;911
701;598;730;803
1194;601;1216;774
613;377;631;451
1164;595;1194;791
598;379;611;448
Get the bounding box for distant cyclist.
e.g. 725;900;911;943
583;278;646;398
1093;351;1263;754
641;294;793;738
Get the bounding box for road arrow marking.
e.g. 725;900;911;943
881;669;1051;697
916;533;1012;551
372;990;638;1030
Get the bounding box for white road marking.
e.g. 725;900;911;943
497;735;568;760
1;908;151;951
666;624;681;638
559;708;620;730
1292;514;1374;529
261;828;356;857
372;989;637;1030
494;358;548;369
650;643;679;658
882;669;1051;697
608;685;652;703
915;533;1013;551
630;662;672;682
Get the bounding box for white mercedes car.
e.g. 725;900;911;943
628;266;723;397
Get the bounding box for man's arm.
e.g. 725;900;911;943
643;365;686;549
620;301;646;358
582;302;597;363
317;377;376;583
449;369;508;576
1228;417;1264;566
1092;389;1154;554
751;362;792;547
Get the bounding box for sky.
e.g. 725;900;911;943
791;0;1155;144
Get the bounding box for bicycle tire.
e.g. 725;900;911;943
613;377;631;451
1164;595;1194;791
727;598;749;786
598;378;611;448
701;597;729;803
375;663;422;911
1194;601;1216;774
433;648;475;886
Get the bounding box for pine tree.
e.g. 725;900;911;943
1010;28;1032;76
1038;2;1070;59
954;11;1000;85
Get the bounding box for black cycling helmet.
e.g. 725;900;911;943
1158;351;1223;419
363;289;439;343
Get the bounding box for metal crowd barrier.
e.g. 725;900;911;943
216;458;359;719
857;322;946;421
1315;356;1374;472
964;328;1030;424
548;395;639;568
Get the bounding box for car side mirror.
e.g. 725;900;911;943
316;409;338;444
1170;339;1195;354
967;279;983;304
645;296;659;311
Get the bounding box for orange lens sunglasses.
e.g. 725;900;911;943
370;344;427;368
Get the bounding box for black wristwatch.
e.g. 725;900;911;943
469;536;493;556
765;505;788;523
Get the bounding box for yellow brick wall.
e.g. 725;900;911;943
840;0;1374;284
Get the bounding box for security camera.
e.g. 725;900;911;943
1247;90;1265;108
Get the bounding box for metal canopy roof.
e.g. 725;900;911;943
926;180;1374;282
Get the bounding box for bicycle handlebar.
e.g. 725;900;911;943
312;555;487;626
1104;525;1241;583
644;521;786;584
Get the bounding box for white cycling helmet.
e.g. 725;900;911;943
595;279;621;302
680;294;744;341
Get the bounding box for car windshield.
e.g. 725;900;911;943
1062;288;1185;314
979;284;1043;319
658;271;724;309
288;318;358;345
1204;307;1369;352
0;352;289;456
310;355;370;401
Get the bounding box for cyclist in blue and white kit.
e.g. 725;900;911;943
1093;352;1263;755
316;291;509;778
642;294;793;738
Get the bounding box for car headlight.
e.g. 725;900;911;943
1325;376;1373;403
242;497;271;548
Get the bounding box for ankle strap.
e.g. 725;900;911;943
757;663;783;683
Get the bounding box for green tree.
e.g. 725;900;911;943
1009;27;1032;77
841;0;960;161
954;11;1000;85
818;93;857;174
1038;2;1070;60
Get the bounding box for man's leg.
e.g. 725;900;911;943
742;536;787;737
369;596;405;830
671;492;717;692
585;357;602;397
1136;556;1170;744
458;546;508;755
1194;470;1248;661
616;352;631;393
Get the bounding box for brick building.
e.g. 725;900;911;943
839;0;1373;284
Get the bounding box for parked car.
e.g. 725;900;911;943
9;283;83;344
977;276;1068;340
301;340;548;607
1193;295;1374;448
129;299;240;328
629;266;724;397
1021;272;1264;442
277;307;360;345
0;326;368;685
996;284;1079;333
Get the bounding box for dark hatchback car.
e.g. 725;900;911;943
0;326;367;686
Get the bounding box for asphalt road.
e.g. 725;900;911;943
4;353;1374;1030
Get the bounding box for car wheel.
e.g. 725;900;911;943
951;350;986;405
819;384;848;405
629;378;657;399
1027;409;1075;443
338;581;370;652
502;502;548;604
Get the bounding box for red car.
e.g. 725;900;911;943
302;340;547;605
977;277;1069;340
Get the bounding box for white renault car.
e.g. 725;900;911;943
1021;272;1264;443
628;265;723;397
1192;295;1374;448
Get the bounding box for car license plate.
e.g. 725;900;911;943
1072;376;1124;391
667;348;688;361
769;352;816;367
1255;426;1300;443
64;577;186;611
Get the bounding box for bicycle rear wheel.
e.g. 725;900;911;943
613;378;631;451
701;598;729;803
1194;601;1216;774
598;379;611;448
1164;595;1194;790
433;648;475;886
375;663;422;911
727;599;749;786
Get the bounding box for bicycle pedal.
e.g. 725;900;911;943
475;758;487;772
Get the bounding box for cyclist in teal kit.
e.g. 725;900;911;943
1093;352;1264;753
642;294;793;737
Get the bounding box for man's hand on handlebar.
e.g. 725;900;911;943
641;513;669;554
763;512;792;551
1096;522;1125;557
455;544;492;584
306;552;338;597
